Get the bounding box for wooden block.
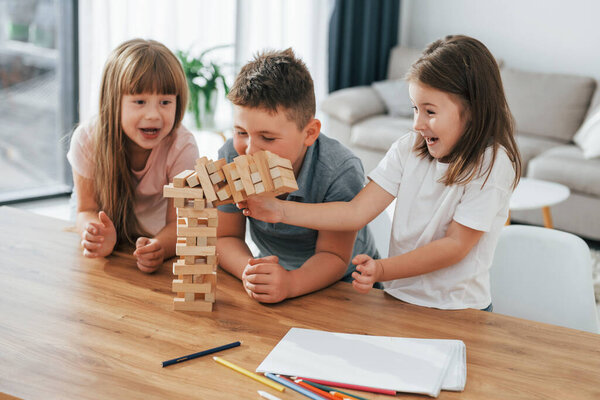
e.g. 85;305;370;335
186;172;200;187
173;170;195;188
174;198;185;208
194;160;218;202
172;279;213;293
173;259;214;275
254;182;265;194
250;171;262;183
217;185;232;201
186;237;196;246
267;151;293;169
273;176;299;193
194;198;206;210
187;217;198;227
252;151;274;192
222;163;245;203
176;243;216;256
206;255;217;265
229;168;240;180
163;183;204;199
233;179;244;192
233;155;255;195
173;297;213;312
209;170;225;184
206;158;226;174
207;237;217;246
177;207;218;218
177;225;217;237
212;199;235;206
184;256;196;264
270;166;295;181
197;236;207;246
207;218;218;227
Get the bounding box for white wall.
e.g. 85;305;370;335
399;0;600;80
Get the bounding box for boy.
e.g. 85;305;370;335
217;48;378;303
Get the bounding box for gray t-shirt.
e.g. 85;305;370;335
218;133;379;281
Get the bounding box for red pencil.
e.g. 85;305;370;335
297;376;396;396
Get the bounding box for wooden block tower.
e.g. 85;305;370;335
163;150;298;312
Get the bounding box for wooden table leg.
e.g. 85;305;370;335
542;206;553;228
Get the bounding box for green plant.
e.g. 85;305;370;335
176;44;232;129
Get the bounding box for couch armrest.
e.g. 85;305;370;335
320;86;386;124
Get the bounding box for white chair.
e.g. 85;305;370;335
490;225;600;333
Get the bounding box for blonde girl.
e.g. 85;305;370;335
68;39;198;273
241;35;522;310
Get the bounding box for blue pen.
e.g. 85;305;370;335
162;341;241;367
265;373;327;400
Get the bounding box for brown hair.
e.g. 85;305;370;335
406;35;521;189
227;48;315;130
94;38;188;245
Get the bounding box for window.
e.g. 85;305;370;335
0;0;77;203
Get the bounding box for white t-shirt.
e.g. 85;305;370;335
67;120;199;236
369;132;515;309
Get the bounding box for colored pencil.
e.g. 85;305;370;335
265;373;327;400
213;357;286;392
330;391;362;400
298;376;395;396
292;379;369;400
294;379;338;400
161;341;241;367
257;390;282;400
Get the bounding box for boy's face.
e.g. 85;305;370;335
232;105;320;175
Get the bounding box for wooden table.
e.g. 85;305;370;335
1;206;599;399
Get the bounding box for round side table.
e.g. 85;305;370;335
508;177;570;228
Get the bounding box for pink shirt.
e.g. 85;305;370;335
67;120;199;235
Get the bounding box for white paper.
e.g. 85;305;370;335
256;328;466;398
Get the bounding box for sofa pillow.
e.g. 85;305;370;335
371;79;413;118
573;106;600;159
501;68;595;143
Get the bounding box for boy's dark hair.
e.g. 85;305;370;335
228;48;315;130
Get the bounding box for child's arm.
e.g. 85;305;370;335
243;229;356;303
243;181;395;231
216;210;254;279
134;198;177;273
73;171;117;257
352;220;484;292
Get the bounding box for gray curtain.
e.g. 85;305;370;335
328;0;400;92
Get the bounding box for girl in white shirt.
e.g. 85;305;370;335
240;35;522;310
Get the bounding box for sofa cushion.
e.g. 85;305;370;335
515;133;564;175
371;79;413;118
527;145;600;197
573;106;600;159
387;46;423;80
320;86;386;125
502;68;596;143
350;116;414;152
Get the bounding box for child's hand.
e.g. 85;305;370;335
81;211;117;258
351;254;384;294
133;237;164;273
238;195;284;223
242;255;291;303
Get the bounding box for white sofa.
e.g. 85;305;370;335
321;46;600;240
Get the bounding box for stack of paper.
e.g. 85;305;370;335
256;328;466;398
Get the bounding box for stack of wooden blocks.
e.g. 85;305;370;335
163;150;298;312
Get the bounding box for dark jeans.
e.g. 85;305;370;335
481;303;494;312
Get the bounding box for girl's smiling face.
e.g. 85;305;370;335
409;81;469;159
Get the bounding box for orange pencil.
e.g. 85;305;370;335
330;391;361;400
294;379;338;400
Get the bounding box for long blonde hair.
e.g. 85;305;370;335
94;38;188;245
406;35;521;189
